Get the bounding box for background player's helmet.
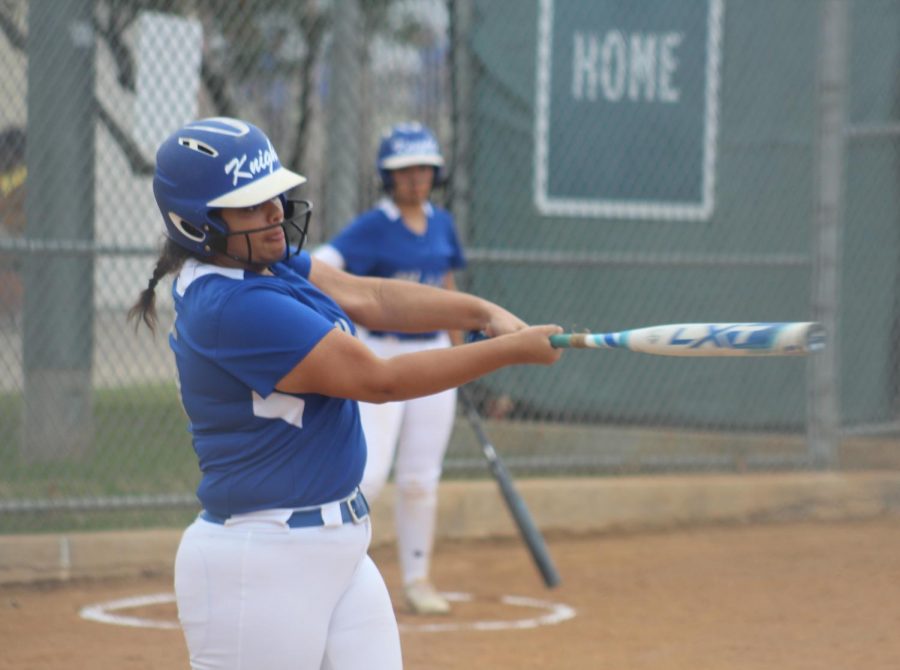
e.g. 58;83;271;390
376;122;444;190
153;117;307;256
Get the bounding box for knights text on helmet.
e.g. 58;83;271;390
225;141;279;186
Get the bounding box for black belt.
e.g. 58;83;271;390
367;330;440;341
201;489;369;528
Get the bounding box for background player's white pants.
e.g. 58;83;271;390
358;331;456;586
174;512;401;670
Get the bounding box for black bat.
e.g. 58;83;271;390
458;386;561;588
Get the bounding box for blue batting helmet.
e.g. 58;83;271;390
153;117;307;256
376;122;444;190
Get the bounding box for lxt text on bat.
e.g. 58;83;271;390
665;323;801;350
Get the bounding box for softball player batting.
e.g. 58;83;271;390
129;117;562;670
314;122;463;614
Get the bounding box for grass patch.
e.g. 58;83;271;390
0;383;199;533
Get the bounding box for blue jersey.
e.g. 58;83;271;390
170;251;365;517
323;198;465;338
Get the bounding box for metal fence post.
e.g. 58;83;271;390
324;0;363;239
808;0;848;468
22;0;95;460
448;0;473;249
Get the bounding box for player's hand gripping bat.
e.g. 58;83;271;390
458;386;561;588
549;322;824;356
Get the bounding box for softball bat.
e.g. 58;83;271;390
548;322;824;356
458;386;561;588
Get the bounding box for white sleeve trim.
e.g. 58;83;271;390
252;390;305;429
310;244;346;270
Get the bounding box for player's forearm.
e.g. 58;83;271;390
362;337;524;402
354;278;499;334
443;273;465;346
310;260;518;336
275;324;562;399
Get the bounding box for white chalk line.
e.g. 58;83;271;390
79;591;576;633
401;592;576;633
79;593;180;630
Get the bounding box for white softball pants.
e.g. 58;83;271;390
174;510;401;670
357;330;457;585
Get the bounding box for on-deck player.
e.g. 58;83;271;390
128;116;563;670
313;122;463;614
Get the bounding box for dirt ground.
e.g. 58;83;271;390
2;519;900;670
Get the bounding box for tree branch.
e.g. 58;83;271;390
0;4;25;51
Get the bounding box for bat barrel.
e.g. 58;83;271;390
550;322;825;356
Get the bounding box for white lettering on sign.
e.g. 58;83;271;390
658;33;682;102
572;30;683;103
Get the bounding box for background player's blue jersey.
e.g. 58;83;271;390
326;198;465;338
170;250;365;516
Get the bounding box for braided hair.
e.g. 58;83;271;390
127;239;193;332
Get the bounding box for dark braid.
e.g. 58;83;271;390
127;239;193;332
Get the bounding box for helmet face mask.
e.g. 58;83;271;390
376;122;444;191
153;117;307;258
278;198;313;255
218;198;313;266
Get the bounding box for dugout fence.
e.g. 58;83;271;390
0;0;898;533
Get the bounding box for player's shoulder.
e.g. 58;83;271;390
426;203;457;234
282;249;313;278
353;202;394;227
428;203;454;223
174;259;244;299
333;206;391;243
176;259;295;309
213;273;318;334
426;199;451;215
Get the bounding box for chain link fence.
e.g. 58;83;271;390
0;0;898;533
